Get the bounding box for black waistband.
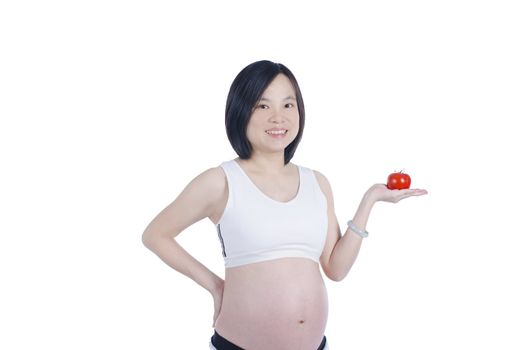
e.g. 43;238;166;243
211;330;327;350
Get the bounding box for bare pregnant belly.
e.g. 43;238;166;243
214;257;329;350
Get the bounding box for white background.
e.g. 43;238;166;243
1;1;527;349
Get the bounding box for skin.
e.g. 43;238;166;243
142;72;428;350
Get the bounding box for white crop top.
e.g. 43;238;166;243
214;159;328;268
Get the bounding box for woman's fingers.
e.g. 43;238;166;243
388;189;426;203
401;189;427;195
397;189;428;201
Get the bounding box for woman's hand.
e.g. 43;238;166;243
366;183;428;203
211;279;225;328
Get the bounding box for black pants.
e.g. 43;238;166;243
211;330;327;350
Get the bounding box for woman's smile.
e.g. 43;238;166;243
265;128;288;138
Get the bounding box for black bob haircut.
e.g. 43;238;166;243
225;60;305;165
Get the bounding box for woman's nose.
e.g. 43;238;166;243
269;108;285;123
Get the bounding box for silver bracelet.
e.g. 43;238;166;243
347;220;369;238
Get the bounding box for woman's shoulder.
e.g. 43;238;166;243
296;162;328;185
200;163;228;188
185;163;228;199
306;166;333;201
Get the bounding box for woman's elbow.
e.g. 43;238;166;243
330;272;346;282
142;229;161;248
323;265;345;282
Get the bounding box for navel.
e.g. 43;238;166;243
298;319;305;324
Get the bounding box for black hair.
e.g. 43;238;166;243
225;60;305;165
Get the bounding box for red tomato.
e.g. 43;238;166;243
387;171;411;190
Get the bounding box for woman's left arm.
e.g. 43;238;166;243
321;181;428;282
328;190;376;281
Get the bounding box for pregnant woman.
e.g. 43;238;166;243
142;60;428;349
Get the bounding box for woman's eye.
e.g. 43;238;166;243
285;103;295;108
257;104;269;109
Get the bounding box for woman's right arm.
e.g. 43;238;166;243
142;166;226;296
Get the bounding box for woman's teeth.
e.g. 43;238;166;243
266;130;287;135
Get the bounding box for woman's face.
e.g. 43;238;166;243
245;74;300;156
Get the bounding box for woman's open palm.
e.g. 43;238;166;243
367;183;428;203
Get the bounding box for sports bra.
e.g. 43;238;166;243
214;159;328;268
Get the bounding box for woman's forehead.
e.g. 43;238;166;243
260;76;296;99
